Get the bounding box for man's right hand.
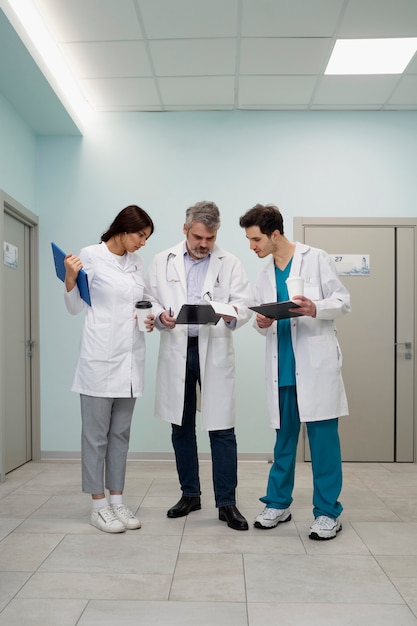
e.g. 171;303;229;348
160;310;176;329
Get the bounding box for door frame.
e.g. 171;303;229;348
294;216;417;463
0;190;40;482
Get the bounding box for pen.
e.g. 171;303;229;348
169;307;173;317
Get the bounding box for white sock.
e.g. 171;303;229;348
110;494;123;507
92;497;108;511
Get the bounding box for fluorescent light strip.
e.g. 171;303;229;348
325;38;417;75
1;0;92;129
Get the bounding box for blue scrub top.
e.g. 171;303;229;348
275;261;296;387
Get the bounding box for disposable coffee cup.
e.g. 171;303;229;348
285;277;304;301
135;300;153;332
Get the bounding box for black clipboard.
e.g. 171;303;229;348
249;301;303;320
51;242;92;306
175;304;221;325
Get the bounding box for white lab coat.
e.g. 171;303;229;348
255;242;351;427
145;241;253;430
64;242;146;397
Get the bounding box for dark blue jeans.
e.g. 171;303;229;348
171;340;237;508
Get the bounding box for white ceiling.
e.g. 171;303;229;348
27;0;417;112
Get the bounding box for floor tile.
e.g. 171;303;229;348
1;460;417;624
244;554;403;604
0;518;25;541
180;528;305;555
0;533;63;571
383;497;417;522
18;571;172;601
170;553;246;602
247;602;417;625
0;494;51;518
0;572;31;612
38;533;181;575
77;600;248;626
376;555;417;578
391;578;417;618
352;522;417;555
0;599;87;626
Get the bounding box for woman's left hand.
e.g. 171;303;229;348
144;314;155;332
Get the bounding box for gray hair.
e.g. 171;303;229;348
185;201;221;231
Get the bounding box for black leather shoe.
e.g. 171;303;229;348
167;496;201;518
218;505;249;531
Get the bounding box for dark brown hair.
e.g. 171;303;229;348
101;205;154;242
239;204;284;236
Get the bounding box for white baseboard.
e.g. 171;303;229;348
40;451;273;462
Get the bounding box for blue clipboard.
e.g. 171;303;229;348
51;242;91;306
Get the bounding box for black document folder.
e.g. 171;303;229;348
51;242;91;306
175;304;221;325
249;301;302;320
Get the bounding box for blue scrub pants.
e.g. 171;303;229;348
261;385;343;519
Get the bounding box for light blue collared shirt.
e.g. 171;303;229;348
184;245;210;336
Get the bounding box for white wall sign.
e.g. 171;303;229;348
3;241;18;269
333;254;370;276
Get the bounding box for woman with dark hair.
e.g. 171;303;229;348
64;205;154;533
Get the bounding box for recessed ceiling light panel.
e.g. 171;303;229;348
325;38;417;75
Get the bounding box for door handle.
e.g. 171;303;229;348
395;342;412;349
395;341;412;360
26;339;36;357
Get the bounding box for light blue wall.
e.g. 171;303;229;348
36;109;417;457
0;94;37;211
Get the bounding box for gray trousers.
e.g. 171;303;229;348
80;394;136;494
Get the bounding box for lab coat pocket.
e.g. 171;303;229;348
84;324;111;359
212;337;234;367
308;335;339;370
304;281;320;300
213;286;229;302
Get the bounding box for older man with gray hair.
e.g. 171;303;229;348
146;201;252;530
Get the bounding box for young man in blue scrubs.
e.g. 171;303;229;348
239;204;351;540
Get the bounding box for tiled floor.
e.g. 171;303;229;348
1;459;417;625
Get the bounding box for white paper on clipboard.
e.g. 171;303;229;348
207;300;237;318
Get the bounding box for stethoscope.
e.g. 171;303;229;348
165;252;180;283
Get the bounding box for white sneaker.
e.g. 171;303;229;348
254;507;291;529
90;505;126;533
309;515;342;540
111;504;141;530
